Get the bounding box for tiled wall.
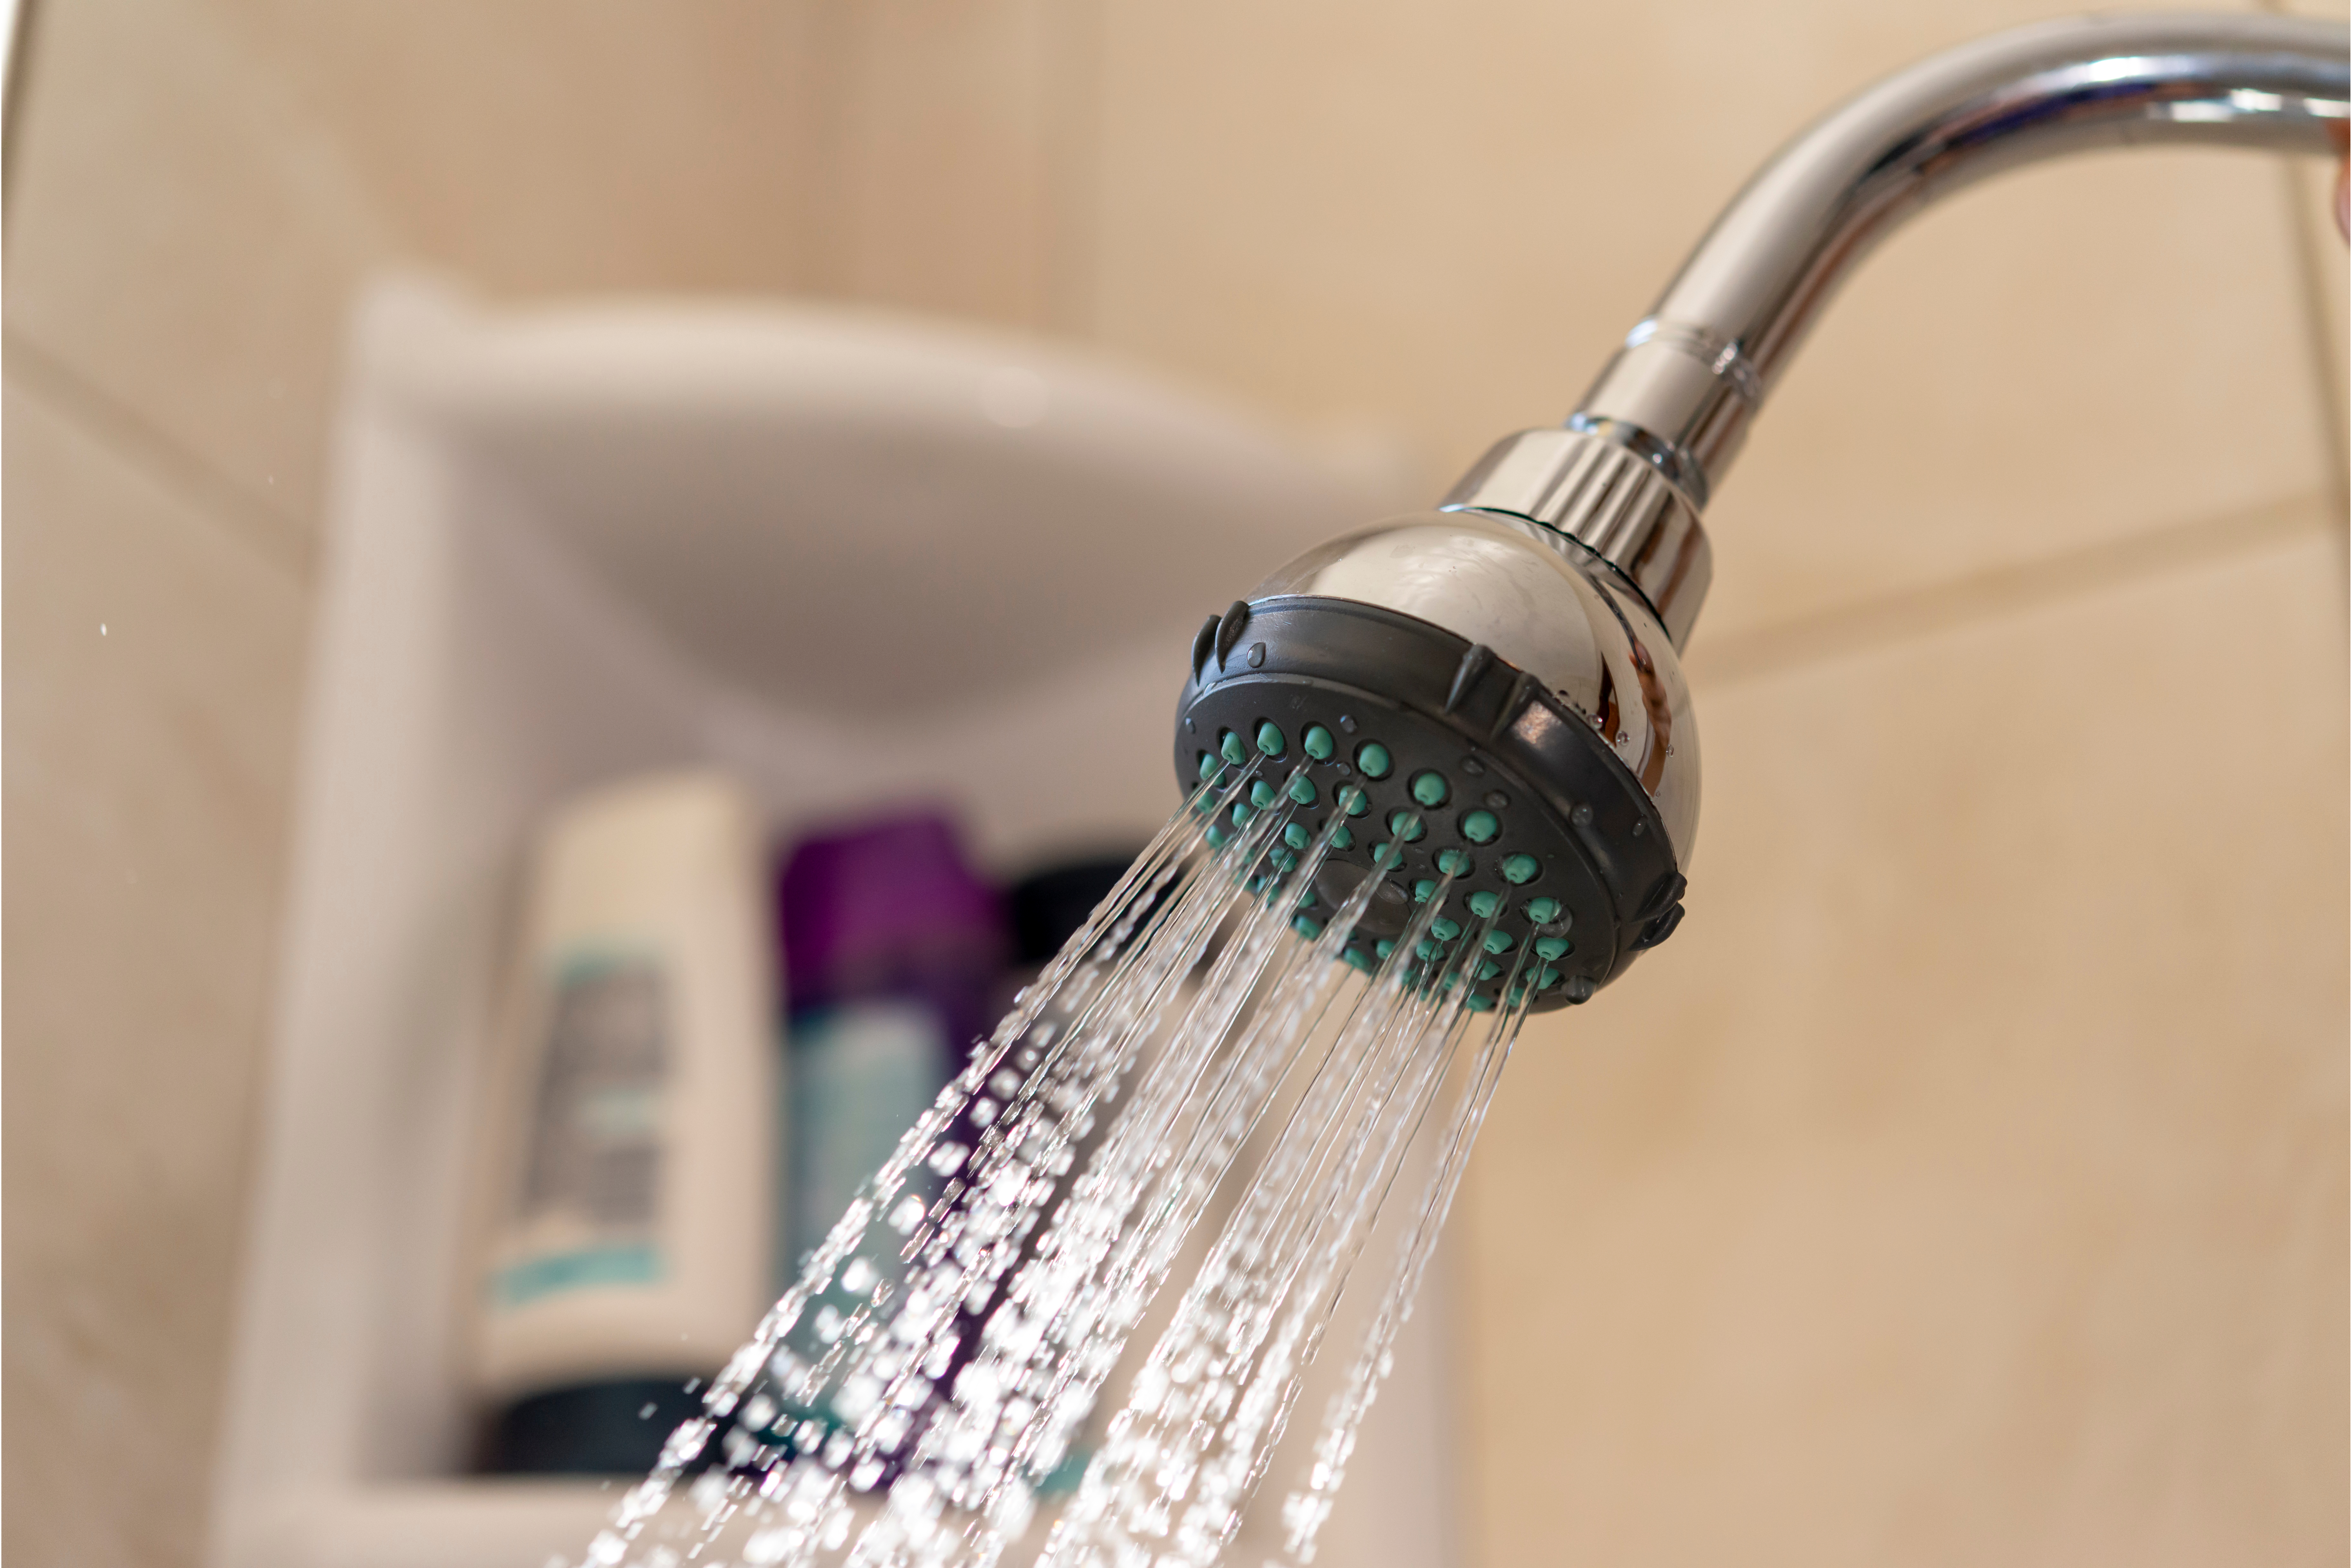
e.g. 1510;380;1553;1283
4;2;2341;1564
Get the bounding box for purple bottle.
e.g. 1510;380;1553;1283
774;812;1006;1293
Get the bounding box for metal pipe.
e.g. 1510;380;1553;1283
1442;14;2346;647
1575;12;2349;506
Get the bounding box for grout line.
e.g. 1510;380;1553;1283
797;0;859;303
780;0;833;300
2;0;38;238
2275;157;2349;522
2256;0;2349;533
1685;490;2335;690
1042;0;1103;343
3;328;314;587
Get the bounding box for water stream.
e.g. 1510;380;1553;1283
579;761;1536;1568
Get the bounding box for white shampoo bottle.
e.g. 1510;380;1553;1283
469;770;777;1470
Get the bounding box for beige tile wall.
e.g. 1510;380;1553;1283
4;0;396;568
4;1;2341;1565
1474;517;2347;1564
5;2;382;1563
205;0;827;300
3;372;310;1568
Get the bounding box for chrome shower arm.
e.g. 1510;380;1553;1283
1189;15;2346;997
1573;12;2349;506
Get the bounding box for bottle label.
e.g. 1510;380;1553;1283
492;951;669;1310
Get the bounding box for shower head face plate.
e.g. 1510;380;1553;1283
1174;593;1689;1011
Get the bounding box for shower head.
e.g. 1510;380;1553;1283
1172;12;2348;1011
1173;501;1697;1011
